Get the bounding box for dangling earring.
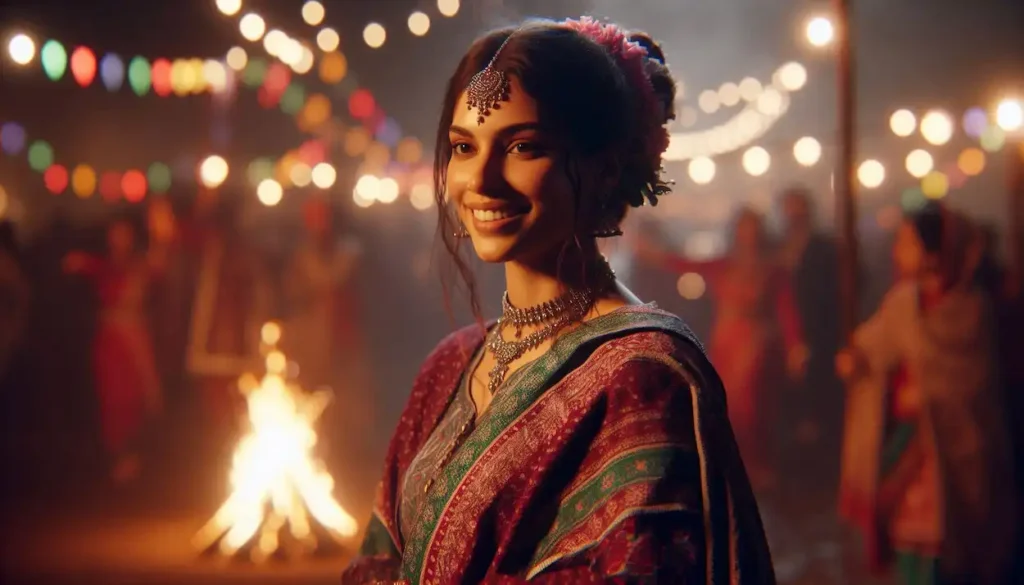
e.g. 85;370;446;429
591;220;623;238
454;221;470;238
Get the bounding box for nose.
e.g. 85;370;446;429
460;144;509;199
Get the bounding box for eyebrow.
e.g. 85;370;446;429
449;122;543;138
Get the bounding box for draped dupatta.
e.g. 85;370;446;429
343;305;774;584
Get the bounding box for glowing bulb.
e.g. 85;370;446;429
263;29;287;57
239;13;266;42
410;183;433;210
377;178;400;203
905;149;934;178
311;163;336;189
698;90;720;114
920;110;954;145
301;1;325;26
889;109;916;137
677;273;706;300
363;23;386;49
408;11;431;36
995;98;1023;132
216;0;242;16
742;146;770;176
805;16;834;47
688;157;716;185
354;175;380;200
261;322;282;345
226;46;247;70
437;0;460;17
199;155;229;188
857;159;885;189
793;136;821;167
775;62;807;92
317;28;340;52
257;178;283;206
8;33;35;65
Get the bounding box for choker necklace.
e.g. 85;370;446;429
484;261;616;394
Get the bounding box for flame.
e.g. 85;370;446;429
193;322;357;559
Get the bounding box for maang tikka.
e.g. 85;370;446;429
466;32;516;125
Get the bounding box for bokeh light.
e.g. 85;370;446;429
688;157;716;184
257;178;283;206
377;177;400;204
121;170;147;202
301;1;326;26
889;109;916;137
318;51;347;84
0;123;27;155
311;162;337;189
99;171;122;201
776;62;807;92
151;58;172;96
216;0;242;16
742;146;770;176
239;13;266;42
27;141;54;172
698;90;719;114
199;155;229;188
921;171;949;199
316;28;340;52
979;126;1005;152
40;40;67;80
857;159;885;189
396;137;424;164
363;23;386;49
71;164;97;198
409;183;433;210
70;46;97;87
920;109;954;145
8;33;35;65
344;127;372;157
805;16;835;47
957;147;985;176
348;89;376;119
147;162;172;193
408;12;431;36
961;107;988;138
44;164;68;194
247;158;274;186
676;273;706;300
100;53;125;91
996;98;1023;132
437;0;460;17
793;136;821;166
127;56;151;95
226;46;248;71
905;149;933;178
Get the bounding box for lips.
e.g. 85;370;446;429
464;204;528;233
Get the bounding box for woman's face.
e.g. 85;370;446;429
893;220;924;278
447;76;594;265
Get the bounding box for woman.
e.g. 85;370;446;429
342;19;772;583
64;219;163;483
837;204;1015;585
635;208;805;487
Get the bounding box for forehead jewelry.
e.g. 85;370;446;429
466;33;515;125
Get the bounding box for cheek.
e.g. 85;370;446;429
508;159;575;215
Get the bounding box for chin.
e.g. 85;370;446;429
469;234;519;264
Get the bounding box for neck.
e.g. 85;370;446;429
504;239;606;310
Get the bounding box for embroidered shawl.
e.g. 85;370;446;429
342;305;774;583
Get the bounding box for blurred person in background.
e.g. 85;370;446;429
343;18;773;583
63;217;164;484
837;203;1016;585
635;207;806;489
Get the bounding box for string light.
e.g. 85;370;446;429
8;33;36;65
310;162;336;188
408;12;431;36
905;149;933;178
257;178;283;206
437;0;460;17
316;28;340;52
377;177;400;203
857;159;885;189
216;0;242;16
996;98;1023;132
363;23;386;49
742;146;771;176
239;13;266;42
226;46;247;70
804;16;835;48
301;1;326;27
920;109;953;145
889;109;916;137
793;136;821;167
688;157;716;184
199;155;229;188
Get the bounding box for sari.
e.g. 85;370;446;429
342;305;774;583
838;282;1016;584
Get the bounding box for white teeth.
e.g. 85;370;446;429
471;209;515;222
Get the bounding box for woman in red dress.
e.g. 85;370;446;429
636;208;806;486
64;219;162;483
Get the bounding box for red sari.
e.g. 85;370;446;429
342;306;774;584
658;256;803;473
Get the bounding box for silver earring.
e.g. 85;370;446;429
454;222;470;238
591;216;623;238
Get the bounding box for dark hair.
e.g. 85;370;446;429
906;201;972;285
432;19;677;321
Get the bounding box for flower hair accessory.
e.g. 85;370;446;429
562;17;672;206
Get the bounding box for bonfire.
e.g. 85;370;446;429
193;322;358;561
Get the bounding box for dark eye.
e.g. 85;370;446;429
451;142;474;155
510;141;540;155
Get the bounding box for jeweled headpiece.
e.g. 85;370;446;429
466;33;515;125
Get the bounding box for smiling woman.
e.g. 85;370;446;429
342;17;774;585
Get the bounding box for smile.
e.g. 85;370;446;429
464;205;527;234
